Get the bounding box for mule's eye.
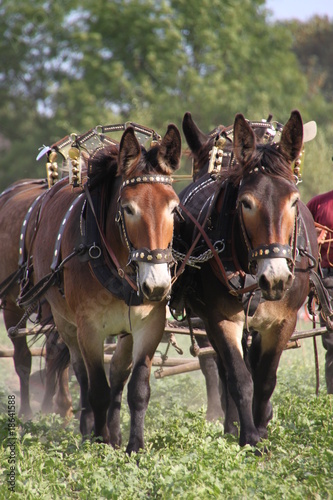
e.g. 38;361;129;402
123;205;134;216
170;200;180;216
241;199;252;210
291;197;299;208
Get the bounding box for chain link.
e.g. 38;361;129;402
172;240;225;269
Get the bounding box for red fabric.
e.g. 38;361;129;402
307;190;333;269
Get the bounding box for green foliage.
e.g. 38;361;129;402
287;16;333;106
1;0;332;195
0;333;332;499
299;124;333;202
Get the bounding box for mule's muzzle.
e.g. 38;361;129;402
141;282;171;302
259;272;294;301
249;243;295;300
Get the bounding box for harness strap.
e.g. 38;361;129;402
100;122;161;142
17;246;84;308
177;202;256;295
309;269;333;327
174;189;219;278
249;244;293;261
50;193;85;271
18;193;45;267
17;273;58;308
17;193;86;308
0;268;24;300
177;199;259;296
84;184;138;292
130;247;173;264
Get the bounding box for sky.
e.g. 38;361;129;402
266;0;333;21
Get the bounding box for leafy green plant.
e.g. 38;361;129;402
0;320;332;499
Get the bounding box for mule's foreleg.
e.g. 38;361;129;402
209;321;261;447
108;334;133;448
126;355;151;454
126;308;166;455
40;332;57;414
70;348;94;438
41;331;72;417
52;313;94;436
252;359;276;438
78;333;111;443
54;366;72;419
225;350;260;446
4;303;33;419
12;336;32;419
250;321;294;438
87;362;111;443
250;344;281;438
196;335;224;422
216;355;239;435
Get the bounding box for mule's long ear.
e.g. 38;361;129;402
182;112;208;155
233;113;256;165
118;127;141;177
279;110;303;163
157;124;181;174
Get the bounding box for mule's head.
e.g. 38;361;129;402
117;125;181;301
233;110;303;300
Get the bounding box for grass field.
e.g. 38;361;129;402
0;315;332;499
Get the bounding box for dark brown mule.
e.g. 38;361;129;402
0;179;72;418
28;125;181;453
171;111;318;447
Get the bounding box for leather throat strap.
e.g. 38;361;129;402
84;183;138;292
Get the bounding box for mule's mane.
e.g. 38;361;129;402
88;143;168;190
134;145;166;175
88;144;119;189
191;124;296;187
226;143;296;186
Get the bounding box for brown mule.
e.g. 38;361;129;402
0;179;72;418
172;111;318;447
28;125;181;453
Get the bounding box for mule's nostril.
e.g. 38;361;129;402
142;282;151;298
142;282;170;301
286;272;294;288
259;274;270;292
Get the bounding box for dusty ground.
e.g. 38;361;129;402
0;316;67;415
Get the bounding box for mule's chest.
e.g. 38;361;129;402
80;295;166;337
247;299;293;333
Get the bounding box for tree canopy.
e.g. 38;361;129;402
0;0;332;198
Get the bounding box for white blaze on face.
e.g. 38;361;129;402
137;262;171;301
257;258;293;300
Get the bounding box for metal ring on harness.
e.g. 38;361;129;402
89;243;102;259
214;240;225;253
